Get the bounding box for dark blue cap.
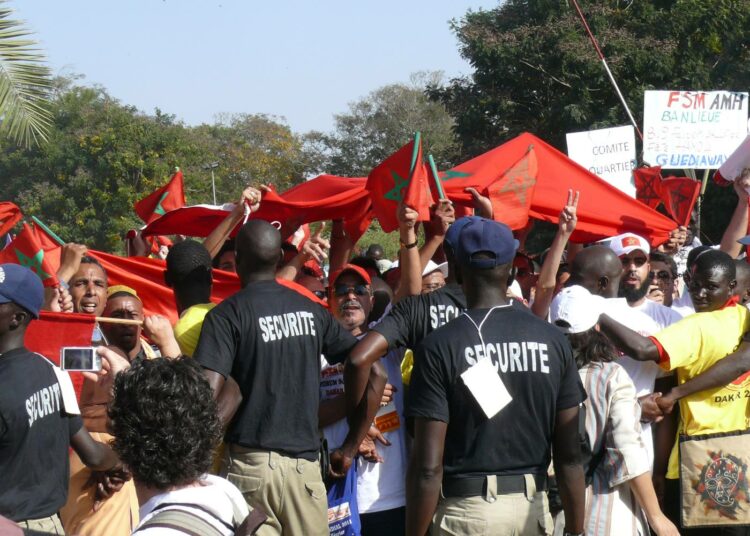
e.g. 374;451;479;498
0;264;44;318
456;218;519;269
444;216;483;253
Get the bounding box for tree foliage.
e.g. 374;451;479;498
431;0;750;241
312;72;460;176
0;78;315;250
0;2;53;147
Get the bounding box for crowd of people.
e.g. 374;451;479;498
3;169;750;536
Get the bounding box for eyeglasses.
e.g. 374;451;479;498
620;255;648;268
649;270;673;281
333;284;370;297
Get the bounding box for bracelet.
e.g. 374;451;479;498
400;239;418;249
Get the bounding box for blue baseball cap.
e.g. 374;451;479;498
456;218;519;269
444;216;483;254
0;264;44;318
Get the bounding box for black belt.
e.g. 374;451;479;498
442;474;548;498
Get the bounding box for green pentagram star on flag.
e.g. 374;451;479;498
15;248;52;280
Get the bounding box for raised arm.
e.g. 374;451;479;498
203;186;262;258
598;314;660;362
532;190;578;318
719;171;750;258
396;203;422;301
328;219;354;276
418;200;455;271
276;224;329;281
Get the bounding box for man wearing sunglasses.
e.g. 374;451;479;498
320;264;408;535
603;233;681;467
647;252;679;308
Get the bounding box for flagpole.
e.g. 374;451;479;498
95;317;143;326
569;0;643;140
31;216;65;245
427;155;446;199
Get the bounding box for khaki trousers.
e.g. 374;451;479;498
223;444;328;536
16;514;64;534
432;474;554;536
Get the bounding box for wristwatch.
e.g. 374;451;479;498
399;239;418;249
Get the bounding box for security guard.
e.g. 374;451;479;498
404;218;586;536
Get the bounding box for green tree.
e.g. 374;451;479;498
0;2;53;147
0;78;316;250
313;72;460;176
432;0;750;242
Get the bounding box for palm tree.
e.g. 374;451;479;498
0;1;52;148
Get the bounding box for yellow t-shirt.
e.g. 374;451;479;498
654;304;750;478
174;303;216;357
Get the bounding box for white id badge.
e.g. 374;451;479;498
460;357;512;419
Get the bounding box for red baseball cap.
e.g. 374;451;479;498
329;263;372;286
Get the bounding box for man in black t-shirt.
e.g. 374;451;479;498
0;264;120;533
404;219;587;536
194;220;385;536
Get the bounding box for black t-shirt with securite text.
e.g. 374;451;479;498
406;305;584;478
373;283;467;350
194;280;357;460
0;348;83;521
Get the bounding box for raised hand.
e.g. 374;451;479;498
465;187;493;219
301;223;330;264
559;189;579;235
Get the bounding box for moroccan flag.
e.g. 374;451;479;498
26;311;97;398
634;166;663;210
660;177;700;227
366;133;429;233
0;223;59;287
143;175;371;242
401;133;433;223
0;202;22;237
134;168;186;224
484;148;538;229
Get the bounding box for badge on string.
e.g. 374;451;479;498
460;357;512;419
375;401;400;433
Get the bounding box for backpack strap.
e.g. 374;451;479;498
135;503;230;536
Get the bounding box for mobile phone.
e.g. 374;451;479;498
60;347;101;372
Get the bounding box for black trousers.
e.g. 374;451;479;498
664;478;750;536
360;506;405;536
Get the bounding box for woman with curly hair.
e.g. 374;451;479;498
104;352;263;535
550;286;677;536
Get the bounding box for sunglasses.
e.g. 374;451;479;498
333;284;370;297
649;270;673;281
620;255;648;268
312;290;326;299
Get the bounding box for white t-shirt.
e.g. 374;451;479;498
135;474;248;535
320;348;407;514
603;298;681;467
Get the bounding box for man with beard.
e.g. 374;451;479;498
604;233;681;465
319;264;407;535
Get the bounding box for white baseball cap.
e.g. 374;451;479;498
607;232;650;257
390;259;449;278
550;285;606;334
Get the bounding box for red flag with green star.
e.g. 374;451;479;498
134;168;186;224
366;133;431;233
0;223;59;287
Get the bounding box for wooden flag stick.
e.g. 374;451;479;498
95;317;143;326
428;154;446;199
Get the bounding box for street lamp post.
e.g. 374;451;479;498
203;161;220;205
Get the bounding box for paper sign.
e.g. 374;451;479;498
460;357;512;419
643;90;749;169
566;125;637;197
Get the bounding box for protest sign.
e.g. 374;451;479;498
643;90;749;169
566;125;637;197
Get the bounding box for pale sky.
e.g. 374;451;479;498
17;0;498;134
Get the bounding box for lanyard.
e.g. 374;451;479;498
461;305;510;360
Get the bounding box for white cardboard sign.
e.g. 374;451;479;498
643;90;749;169
566;125;637;197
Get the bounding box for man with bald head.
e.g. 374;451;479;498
194;220;385;536
567;245;622;297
